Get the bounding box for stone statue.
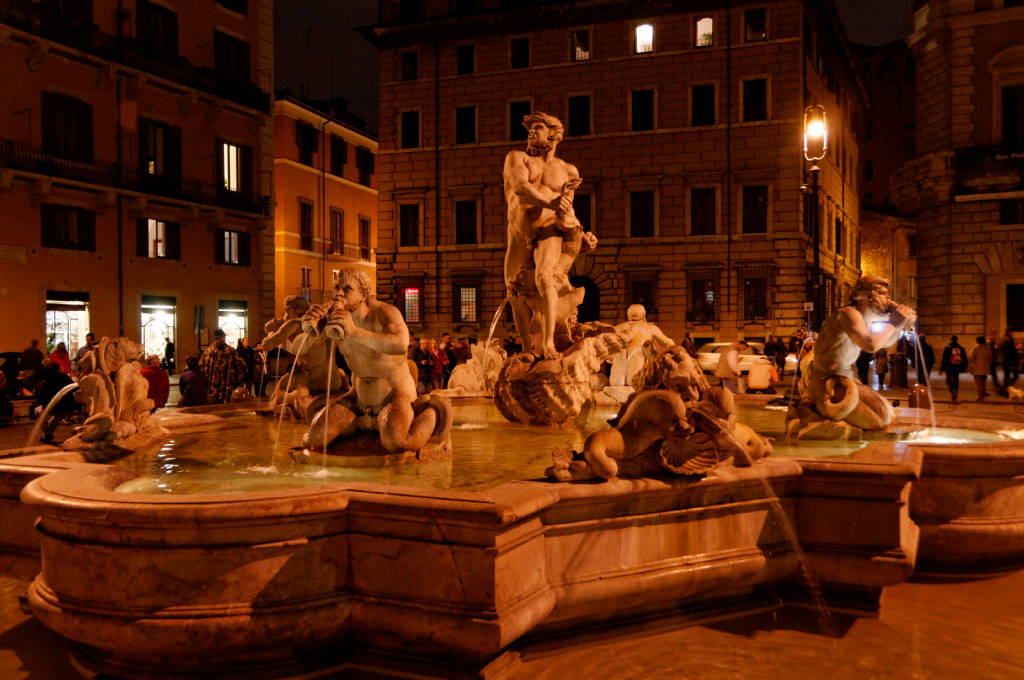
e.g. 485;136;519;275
298;268;451;461
785;276;916;441
442;341;506;396
503;111;597;359
547;346;772;481
601;303;675;403
61;337;169;451
262;294;348;420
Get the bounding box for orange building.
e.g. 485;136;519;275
0;0;274;361
272;96;377;314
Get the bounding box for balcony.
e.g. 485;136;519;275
328;242;373;262
0;1;270;113
0;138;269;216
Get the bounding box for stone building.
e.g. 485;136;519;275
362;0;865;344
855;39;917;307
272;96;378;315
892;0;1024;338
0;0;274;358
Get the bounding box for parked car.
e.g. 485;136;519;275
695;342;798;375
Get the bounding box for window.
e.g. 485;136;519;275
571;30;590;61
907;233;916;257
356;147;374;186
744;8;766;42
455;200;478;244
400;50;418;80
217;0;247;14
41;204;95;251
399;204;420;246
632;90;654;131
299;200;313;251
137;1;178;59
568;95;591;136
834;216;843;255
213;31;250;83
455;106;476;144
452;276;481;323
742;79;767;122
1003;85;1024;143
635;23;654;54
296;122;318;166
41;92;93;162
510;37;530;69
864;160;874;182
137;218;181;259
400;111;420;148
743;278;769;319
455;0;477;12
573;192;592;232
510;100;531;140
216;229;250;266
627;270;659;315
695;17;714;47
359;216;371;260
457;44;475;75
218;141;251;194
690;188;717;235
1000;200;1024;224
742;185;768;234
907;275;917;298
402;286;422;323
630;191;655;237
139;118;181;184
399;0;421;21
300;266;312;302
689;277;716;322
330;136;347;175
330;208;343;254
691;84;716;126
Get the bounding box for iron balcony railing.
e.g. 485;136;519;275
0;137;269;216
0;1;270;113
327;242;373;261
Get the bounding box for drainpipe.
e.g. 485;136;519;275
116;0;125;336
434;30;442;322
725;1;733;333
322;118;328;301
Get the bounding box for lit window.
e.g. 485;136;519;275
300;266;312;302
635;24;653;54
695;17;714;47
459;286;477;323
222;142;241;191
404;287;421;322
224;230;239;264
571;30;590;61
148;218;166;257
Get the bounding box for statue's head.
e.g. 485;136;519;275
626;304;647;322
284;295;311;317
333;268;372;310
523;112;563;155
851;276;892;314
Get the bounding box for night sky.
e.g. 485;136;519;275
274;0;917;135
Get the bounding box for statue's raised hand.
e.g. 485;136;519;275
890;304;916;331
301;303;331;334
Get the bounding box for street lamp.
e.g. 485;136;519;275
803;104;827;329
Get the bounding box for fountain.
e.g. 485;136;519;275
0;114;1022;678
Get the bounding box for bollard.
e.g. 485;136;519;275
907;383;930;409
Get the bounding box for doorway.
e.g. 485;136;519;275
570;276;601;323
45;291;90;356
217;299;248;348
140;295;176;361
1008;284;1024;332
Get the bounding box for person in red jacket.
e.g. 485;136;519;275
141;354;170;411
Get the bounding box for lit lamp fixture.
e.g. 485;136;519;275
803;104;827;161
802;103;827;329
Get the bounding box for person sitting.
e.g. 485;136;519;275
746;356;779;394
50;341;72;376
33;359;76;443
178;356;208;407
140;354;170;412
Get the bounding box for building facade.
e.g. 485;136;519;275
0;0;273;359
892;0;1024;338
364;0;864;344
272;97;377;316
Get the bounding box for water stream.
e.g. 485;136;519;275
25;382;79;447
482;295;511;389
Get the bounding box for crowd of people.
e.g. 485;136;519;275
408;333;475;393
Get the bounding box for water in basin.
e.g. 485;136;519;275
112;399;1008;495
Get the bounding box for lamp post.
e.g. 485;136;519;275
803;104;827;329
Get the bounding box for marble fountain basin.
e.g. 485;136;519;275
0;398;1017;675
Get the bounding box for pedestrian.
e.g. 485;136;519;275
33;359;75;442
20;339;44;393
440;332;456;387
746;356;778;394
75;332;96;369
235;337;255;394
681;332;696;357
998;328;1019;396
49;342;72;376
429;339;448;391
855;350;873;385
939;335;967;404
197;329;247;403
968;335;992;402
715;340;747;393
874;347;888;390
140;354;170;411
413;338;431;394
178;356;208;407
916;334;935;386
163;337;176;375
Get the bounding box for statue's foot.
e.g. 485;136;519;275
540;343;561;360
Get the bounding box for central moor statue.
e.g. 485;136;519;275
504;111;596;359
786;276;916;441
